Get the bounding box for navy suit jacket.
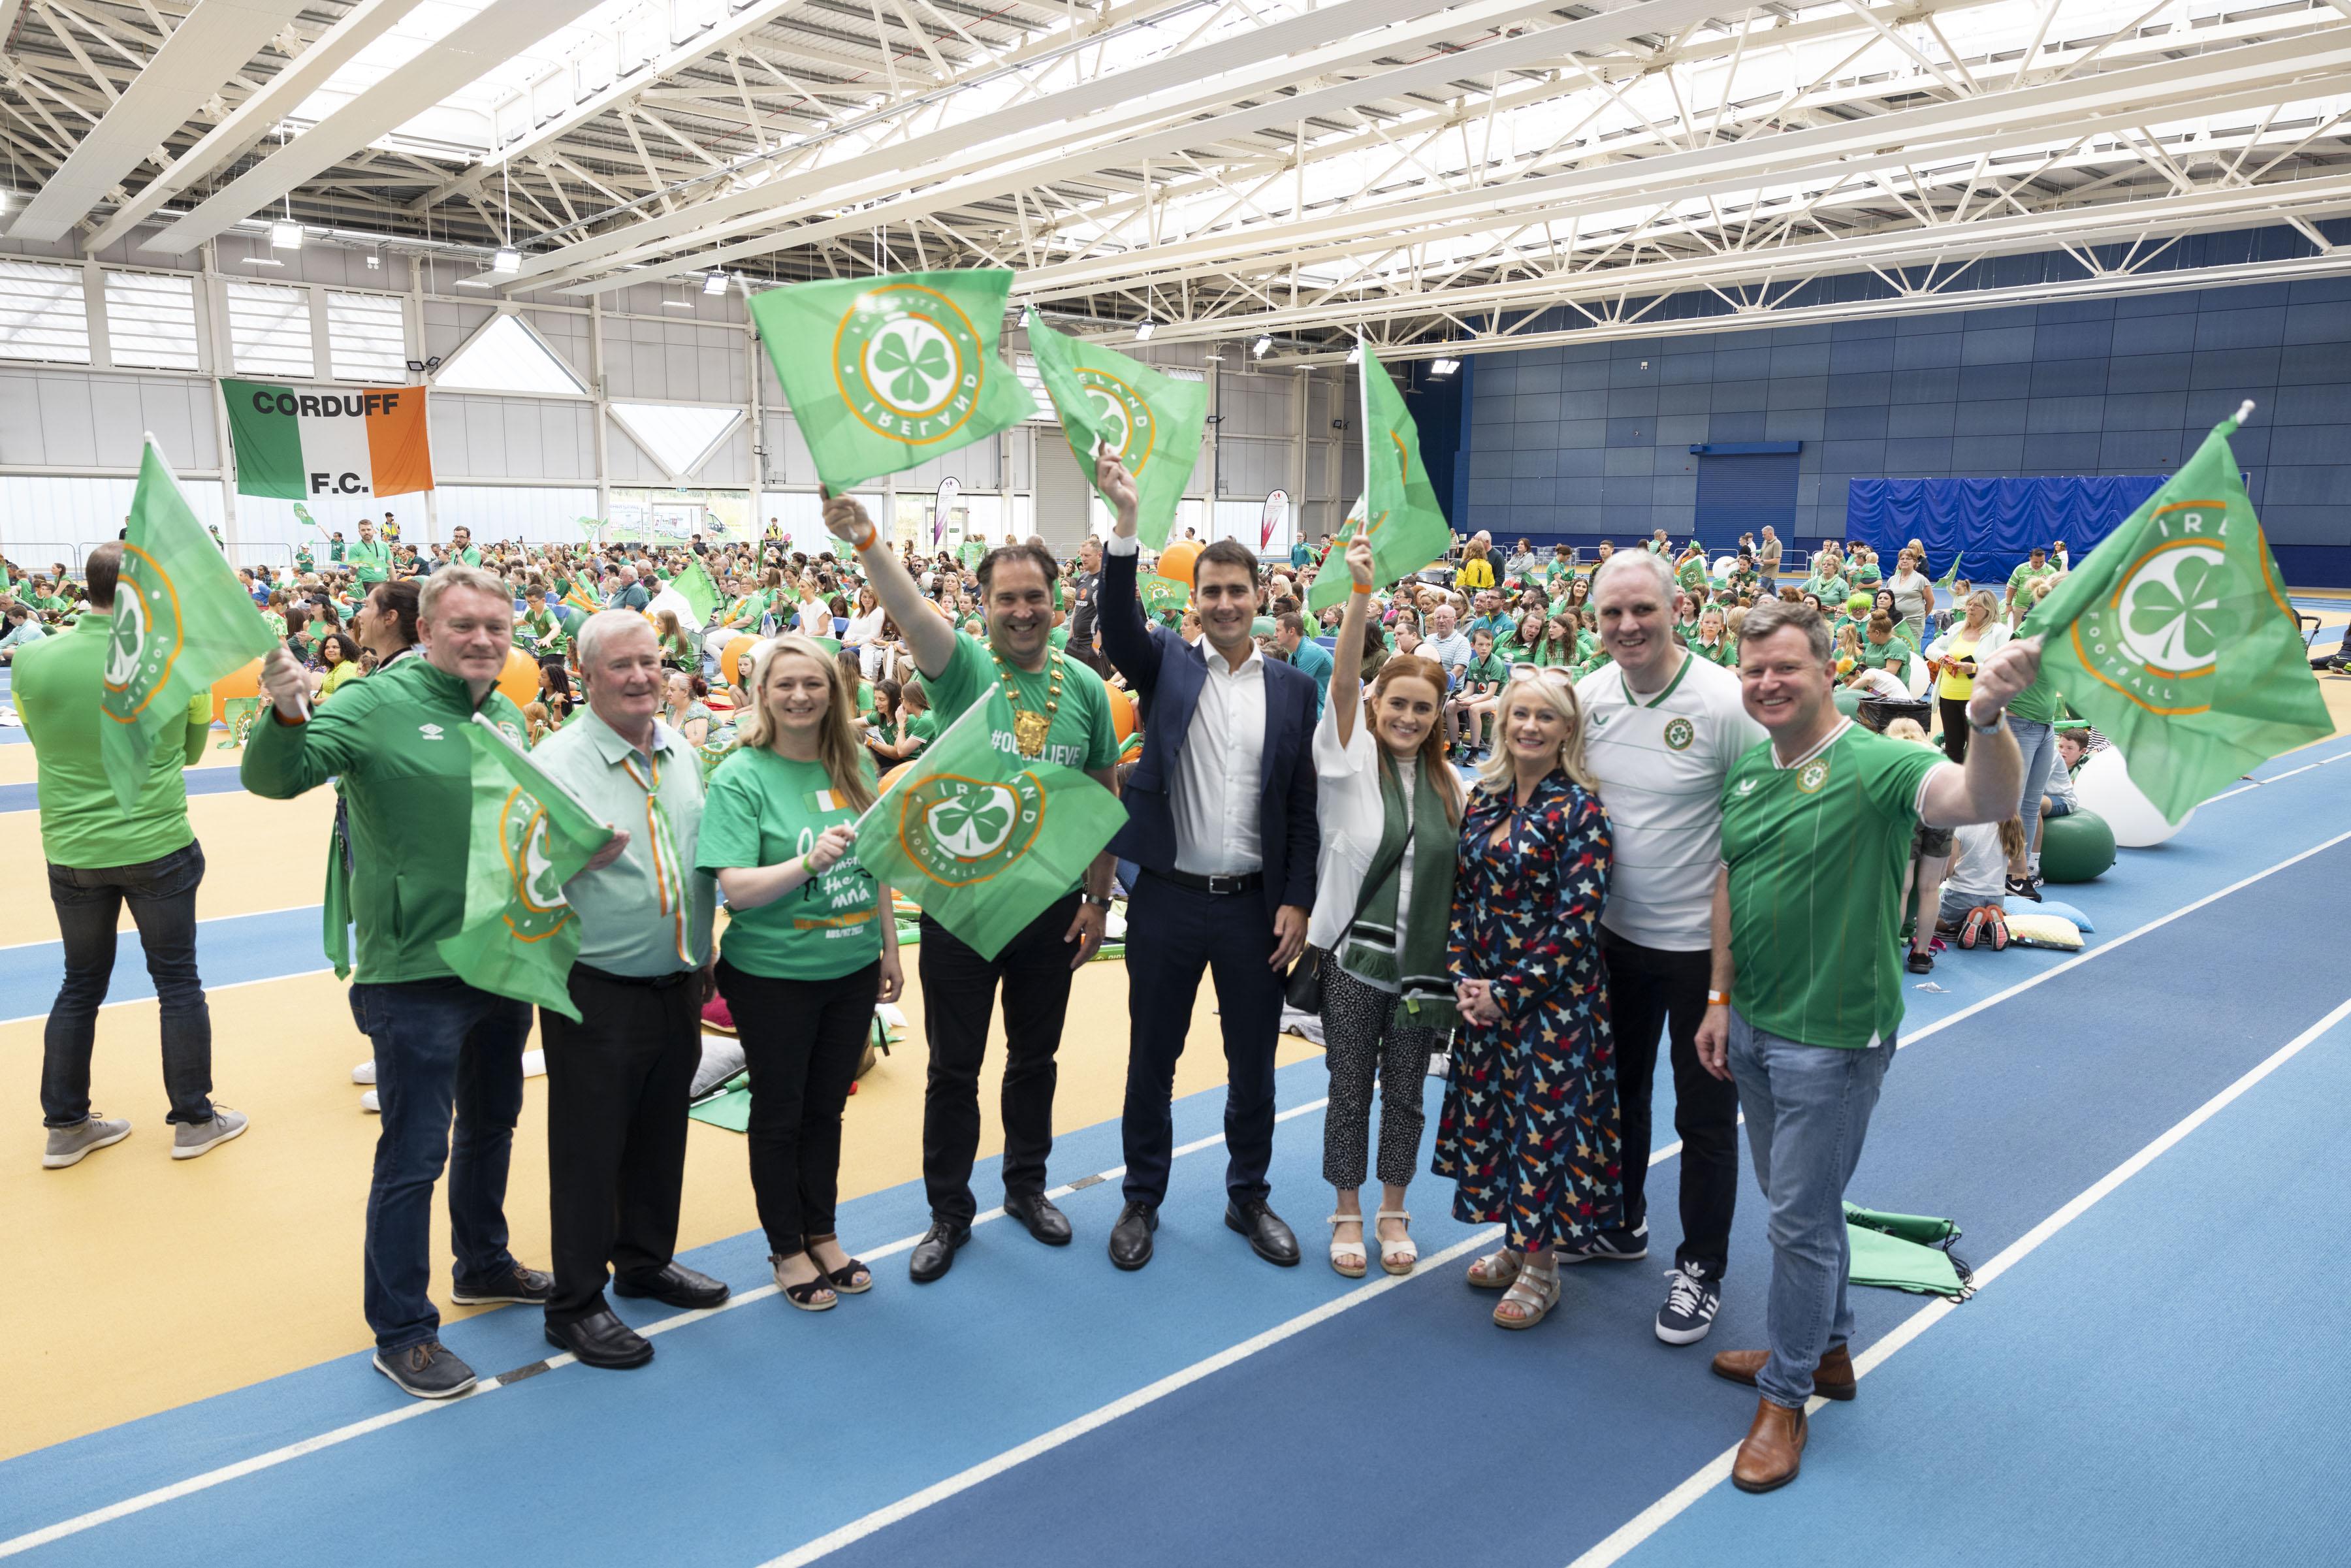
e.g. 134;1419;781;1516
1099;545;1319;923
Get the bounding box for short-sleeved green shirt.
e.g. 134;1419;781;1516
1859;633;1911;674
923;632;1119;775
2006;666;2064;724
696;748;881;981
1720;721;1942;1050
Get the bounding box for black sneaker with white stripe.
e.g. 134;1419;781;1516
1654;1262;1721;1345
1557;1223;1648;1264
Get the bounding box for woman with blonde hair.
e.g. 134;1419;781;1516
1436;665;1619;1330
1308;537;1467;1279
696;633;904;1313
1925;588;2009;764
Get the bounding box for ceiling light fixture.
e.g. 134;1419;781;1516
269;218;302;249
703;269;728;295
490;246;520;274
1252;335;1272;358
1430;357;1460;376
1133;320;1155;341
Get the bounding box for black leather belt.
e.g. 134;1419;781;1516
1149;867;1264;896
575;963;695;990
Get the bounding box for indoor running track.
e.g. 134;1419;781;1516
4;746;2350;1567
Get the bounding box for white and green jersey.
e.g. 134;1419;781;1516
1577;652;1764;951
1719;720;1940;1050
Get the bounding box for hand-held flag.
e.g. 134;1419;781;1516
1307;349;1452;613
1025;310;1207;549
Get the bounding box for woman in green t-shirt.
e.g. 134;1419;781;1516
696;633;904;1313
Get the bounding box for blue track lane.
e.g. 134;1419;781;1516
2;743;2348;1565
0;765;249;816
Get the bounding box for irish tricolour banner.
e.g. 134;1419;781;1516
221;377;434;500
748;269;1035;494
2021;412;2330;823
434;714;617;1020
101;440;278;811
853;688;1126;959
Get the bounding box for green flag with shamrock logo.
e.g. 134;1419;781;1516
2021;414;2329;823
1025;310;1207;549
1307;350;1452;613
101;439;280;812
749;270;1036;494
852;688;1126;960
1140;573;1191;621
434;714;618;1020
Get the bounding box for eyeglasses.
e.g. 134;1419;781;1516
1509;664;1577;689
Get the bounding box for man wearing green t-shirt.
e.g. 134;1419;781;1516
2005;546;2054;607
1693;597;2039;1493
448;526;483;568
826;496;1121;1285
347;518;390;584
19;543;245;1170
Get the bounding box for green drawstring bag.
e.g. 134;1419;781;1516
1846;1203;1975;1300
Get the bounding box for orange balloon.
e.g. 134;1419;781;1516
1155;540;1202;587
722;634;759;690
1106;682;1136;743
497;647;539;709
211;658;262;724
879;760;916;797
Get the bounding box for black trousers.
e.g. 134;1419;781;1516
1939;696;1972;764
916;895;1080;1225
719;959;880;1256
1120;873;1282;1209
538;965;701;1326
1601;929;1741;1277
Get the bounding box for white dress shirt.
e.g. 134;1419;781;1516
1106;530;1266;875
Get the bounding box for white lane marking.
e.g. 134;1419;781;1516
0;1096;1339;1554
1566;993;2351;1568
757;1225;1509;1568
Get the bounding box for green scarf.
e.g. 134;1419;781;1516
1339;749;1459;1026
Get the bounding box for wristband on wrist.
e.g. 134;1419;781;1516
1706;989;1729;1006
1349;582;1371;596
1968;707;2006;733
851;525;877;553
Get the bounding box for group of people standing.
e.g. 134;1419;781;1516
25;477;2049;1499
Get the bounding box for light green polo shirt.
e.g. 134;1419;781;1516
529;707;715;977
14;616;212;867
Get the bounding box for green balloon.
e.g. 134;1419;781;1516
1251;615;1277;637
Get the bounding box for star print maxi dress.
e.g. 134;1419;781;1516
1431;774;1625;1255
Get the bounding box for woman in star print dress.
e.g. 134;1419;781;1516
1433;665;1623;1329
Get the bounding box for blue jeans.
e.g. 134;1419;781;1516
2011;717;2057;848
43;842;213;1127
349;978;531;1353
1726;1010;1894;1407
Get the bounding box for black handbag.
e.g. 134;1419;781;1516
1284;946;1326;1014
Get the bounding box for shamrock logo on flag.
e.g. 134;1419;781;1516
873;323;953;409
2124;551;2228;667
929;784;1016;858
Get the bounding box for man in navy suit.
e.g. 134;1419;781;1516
1094;455;1319;1272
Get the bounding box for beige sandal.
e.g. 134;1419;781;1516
1492;1262;1561;1329
1375;1209;1416;1275
1465;1248;1522;1291
1328;1215;1368;1279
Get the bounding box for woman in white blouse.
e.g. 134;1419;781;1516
1304;537;1465;1280
844;584;889;679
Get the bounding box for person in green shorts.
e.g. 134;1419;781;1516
1694;597;2040;1493
697;632;905;1313
18;541;246;1170
824;492;1121;1285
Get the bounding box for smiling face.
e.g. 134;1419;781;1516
1503;684;1569;766
760;648;834;741
1194;557;1258;656
420;584;513;688
1428;605;1458;640
1373;672;1441;755
583;620;664;733
1593;562;1676;685
1738;624;1834;741
982;556;1053;666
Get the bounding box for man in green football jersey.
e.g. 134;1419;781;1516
1693;597;2038;1495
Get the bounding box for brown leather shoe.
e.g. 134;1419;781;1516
1731;1396;1807;1494
1709;1342;1857;1401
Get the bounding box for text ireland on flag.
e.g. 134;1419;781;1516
748;270;1034;494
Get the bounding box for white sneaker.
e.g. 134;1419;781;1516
172;1107;249;1160
520;1048;545;1079
360;1089;379;1113
351;1060;376;1085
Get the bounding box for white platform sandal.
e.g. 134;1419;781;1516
1374;1209;1416;1275
1492;1261;1561;1329
1328;1215;1368;1279
1465;1248;1522;1291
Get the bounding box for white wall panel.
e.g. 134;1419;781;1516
0;474;219;560
435;485;600;543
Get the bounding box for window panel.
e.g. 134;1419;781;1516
103;270;199;371
327;291;406;382
0;260;91;366
226;281;315;379
433;313;589;396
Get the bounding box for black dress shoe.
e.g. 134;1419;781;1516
1108;1202;1157;1271
1004;1191;1073;1245
545;1309;653;1370
908;1220;969;1283
1225;1199;1300;1266
613;1262;730;1311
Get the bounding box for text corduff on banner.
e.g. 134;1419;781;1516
221;377;436;500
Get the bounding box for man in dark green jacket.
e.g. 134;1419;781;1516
20;543;248;1170
245;563;554;1400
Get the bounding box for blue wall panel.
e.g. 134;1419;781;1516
1455;223;2351;582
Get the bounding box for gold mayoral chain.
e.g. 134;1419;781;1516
995;648;1063;759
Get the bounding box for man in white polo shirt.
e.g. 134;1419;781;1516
1575;549;1764;1343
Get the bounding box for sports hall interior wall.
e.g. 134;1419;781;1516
1450;219;2351;584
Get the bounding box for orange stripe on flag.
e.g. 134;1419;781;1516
364;386;434;497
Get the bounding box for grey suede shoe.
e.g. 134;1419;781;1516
44;1113;131;1169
